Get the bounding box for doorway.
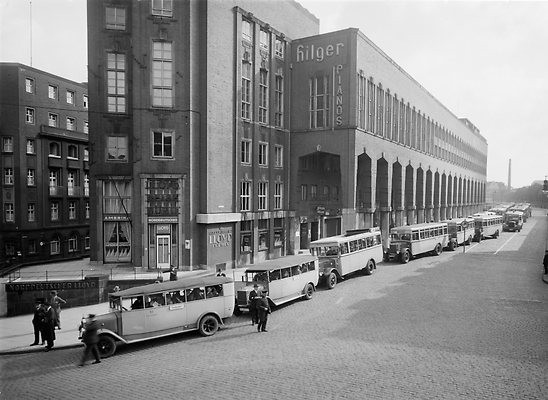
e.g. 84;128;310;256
156;235;171;268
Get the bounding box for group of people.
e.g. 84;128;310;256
248;284;271;332
30;290;66;351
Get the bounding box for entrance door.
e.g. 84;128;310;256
299;223;308;249
156;235;171;268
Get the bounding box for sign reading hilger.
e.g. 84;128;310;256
296;42;344;63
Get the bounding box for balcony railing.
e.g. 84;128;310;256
67;186;82;197
49;185;65;196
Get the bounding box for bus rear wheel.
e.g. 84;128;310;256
400;250;410;264
494;230;499;238
97;335;116;358
326;272;337;289
434;243;442;256
198;315;219;336
304;283;314;300
448;241;456;251
363;260;374;275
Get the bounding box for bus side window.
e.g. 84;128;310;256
340;243;349;254
375;235;381;245
270;269;281;281
128;296;144;310
167;290;185;304
206;285;222;298
291;265;301;276
349;240;357;252
412;232;419;241
307;261;315;271
146;293;165;308
186;287;205;302
281;267;291;279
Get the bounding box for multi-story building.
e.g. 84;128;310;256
87;0;487;271
0;63;90;268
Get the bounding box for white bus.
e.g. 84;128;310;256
386;222;448;263
445;217;475;250
80;276;234;357
473;213;504;241
234;254;319;313
309;228;383;289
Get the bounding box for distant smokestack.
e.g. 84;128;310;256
508;159;512;190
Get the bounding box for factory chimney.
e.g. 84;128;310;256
508;159;512;190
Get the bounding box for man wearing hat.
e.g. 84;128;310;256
79;314;101;366
30;299;45;346
257;291;271;333
248;284;260;326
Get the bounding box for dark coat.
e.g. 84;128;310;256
257;297;271;320
82;319;99;345
42;307;56;341
32;307;45;327
249;290;259;309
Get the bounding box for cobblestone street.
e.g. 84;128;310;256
1;215;547;400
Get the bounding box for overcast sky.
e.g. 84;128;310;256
1;0;546;188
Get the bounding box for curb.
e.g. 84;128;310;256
0;342;83;356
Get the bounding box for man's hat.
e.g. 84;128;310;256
253;284;259;288
88;314;96;318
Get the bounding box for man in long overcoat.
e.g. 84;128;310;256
257;291;271;332
79;314;101;366
30;300;45;346
249;284;260;326
42;303;56;351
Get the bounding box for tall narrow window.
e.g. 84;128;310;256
240;220;252;253
68;234;78;252
399;99;405;144
48;85;58;100
152;131;173;158
274;74;283;127
50;237;60;255
275;38;284;59
27;169;35;186
257;181;268;210
258;142;268;166
274;183;283;209
240;181;251;211
26;139;35;154
66;117;76;131
258;69;268;124
107;53;126;113
66;90;75;104
376;86;384;136
309;76;329;128
106;6;126;30
4;168;14;185
242;19;252;42
85;201;90;219
25;78;35;93
385;91;392;140
274;145;283;168
259;29;270;51
84;172;89;196
241;139;251;164
152;0;173;17
301;184;307;201
392;95;399;142
27;203;35;222
26;108;35;124
3;137;13;152
50;201;59;221
84;121;89;134
83;95;88;108
358;75;366;129
5;203;14;222
48;113;58;127
69;201;77;220
152;41;173;107
366;79;375;132
241;58;252;120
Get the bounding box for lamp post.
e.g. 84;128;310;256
461;220;467;253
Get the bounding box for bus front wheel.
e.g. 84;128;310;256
400;250;410;264
326;272;337;289
304;283;314;300
97;335;116;358
434;243;442;256
198;315;219;336
363;260;374;275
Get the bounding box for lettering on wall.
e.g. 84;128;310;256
296;42;344;63
334;64;343;126
208;228;232;248
6;280;97;293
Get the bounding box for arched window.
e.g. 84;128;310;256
49;142;61;157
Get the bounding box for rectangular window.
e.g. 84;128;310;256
107;136;128;162
106;6;126;30
48;85;58;100
50;202;59;221
27;169;35;186
311;184;317;199
274;183;283;209
152;41;173;107
258;142;268;166
258;219;269;250
68;235;78;252
69;201;76;220
152;0;173;17
257;181;268;211
376;86;384;136
66;90;75;104
241;139;251;164
241;60;252;120
84;172;89;195
274;75;284;127
28;240;37;254
309;76;330;128
50;238;60;255
2;137;13;152
49;169;59;187
26;107;35;124
240;181;251;211
28;203;35;222
25;78;35;93
301;184;307;201
5;203;14;222
152;131;173;158
367;79;375;132
85;201;90;219
83;95;88;108
358;75;366;129
66;117;76;131
26;139;34;154
48;113;58;127
107;52;126;113
274;218;284;247
275;38;284;58
259;29;270;51
385;91;392;140
4;168;14;185
258;69;268;124
242;19;252;42
274;145;283;168
240;220;252;253
84;120;89;134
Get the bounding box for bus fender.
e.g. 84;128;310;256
97;329;127;344
196;311;224;326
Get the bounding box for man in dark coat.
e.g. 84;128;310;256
249;284;259;326
30;300;45;346
79;314;101;366
257;291;271;333
169;266;178;281
42;303;56;351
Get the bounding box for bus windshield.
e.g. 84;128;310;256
391;233;411;241
312;245;340;256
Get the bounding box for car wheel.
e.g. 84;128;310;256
304;283;314;300
326;272;337;289
198;315;219;336
363;260;374;275
97;335;116;358
400;250;410;264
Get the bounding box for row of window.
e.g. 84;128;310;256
25;78;88;108
356;75;486;174
106;1;173;32
23;107;88;133
240;140;283;167
240;218;284;254
4;200;90;223
4;234;90;258
239;181;283;212
241;18;285;59
3;168;88;192
300;184;340;202
2;137;89;161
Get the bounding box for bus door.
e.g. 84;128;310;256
185;287;206;328
144;292;173;332
121;296;147;336
281;266;300;298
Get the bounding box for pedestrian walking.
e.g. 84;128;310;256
257;291;271;333
49;290;66;329
79;314;101;366
249;284;260;326
169;266;178;281
30;299;45;346
42;303;56;351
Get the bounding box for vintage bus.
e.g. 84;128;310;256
79;276;234;357
503;210;523;232
445;217;475;250
386;222;449;263
309;228;383;289
473;213;504;241
234;254;319;313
